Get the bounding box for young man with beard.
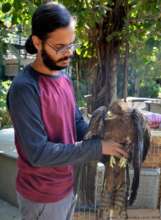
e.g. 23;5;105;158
7;2;127;220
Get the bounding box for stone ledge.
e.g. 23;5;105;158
0;128;17;159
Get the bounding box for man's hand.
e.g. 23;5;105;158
101;139;128;158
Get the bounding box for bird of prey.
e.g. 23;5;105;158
81;101;151;219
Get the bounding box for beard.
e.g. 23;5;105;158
41;47;73;71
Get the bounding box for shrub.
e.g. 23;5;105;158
0;80;12;128
139;80;160;98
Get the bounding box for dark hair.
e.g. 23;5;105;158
25;2;73;54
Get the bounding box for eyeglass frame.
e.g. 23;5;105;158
46;41;80;55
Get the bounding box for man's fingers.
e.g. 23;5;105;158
101;140;129;158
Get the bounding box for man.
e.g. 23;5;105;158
7;2;127;220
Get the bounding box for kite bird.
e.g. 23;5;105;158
82;101;151;219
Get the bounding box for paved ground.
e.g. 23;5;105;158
0;199;20;220
0;198;160;220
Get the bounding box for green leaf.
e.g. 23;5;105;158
76;48;81;55
2;3;12;13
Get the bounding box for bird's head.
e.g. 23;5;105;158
109;101;129;116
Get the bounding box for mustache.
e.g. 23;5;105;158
58;55;74;62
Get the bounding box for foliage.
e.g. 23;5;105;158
125;0;161;97
0;0;160;63
0;0;160;106
0;0;36;27
72;78;88;107
139;79;160;98
61;0;161;103
0;80;12;128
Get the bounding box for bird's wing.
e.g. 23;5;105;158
142;122;151;161
84;106;107;140
129;109;144;205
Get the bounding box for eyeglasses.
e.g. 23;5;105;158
46;42;80;55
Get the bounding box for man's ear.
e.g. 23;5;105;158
32;35;42;52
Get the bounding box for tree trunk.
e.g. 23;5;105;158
123;42;129;101
92;44;119;110
135;77;140;97
84;0;129;208
91;0;128;111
